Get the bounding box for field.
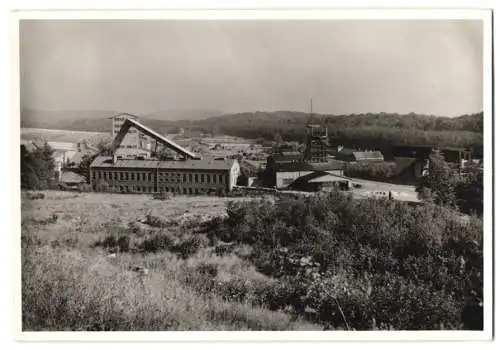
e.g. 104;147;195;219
21;128;109;144
21;191;319;331
21;189;483;331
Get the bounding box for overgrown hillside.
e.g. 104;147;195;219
21;190;483;331
190;111;484;157
21;109;484;156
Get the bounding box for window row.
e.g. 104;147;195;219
95;171;153;182
159;172;225;184
94;170;227;184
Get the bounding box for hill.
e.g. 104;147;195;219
20;109;484;157
185;111;484;156
20;108;224;132
21;190;483;331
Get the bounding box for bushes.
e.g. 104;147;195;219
138;233;175;253
94;234;131;252
95;228;205;259
208;190;483;330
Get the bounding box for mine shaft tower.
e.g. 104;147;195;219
303;99;329;163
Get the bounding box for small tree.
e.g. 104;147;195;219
20;142;57;190
417;150;459;208
456;165;483;215
77;154;98;184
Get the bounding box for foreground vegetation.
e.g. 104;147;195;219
21;192;319;331
22;188;483;331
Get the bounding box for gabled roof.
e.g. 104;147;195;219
289;171;351;187
268;153;303;164
112;117;200;159
352;151;384;161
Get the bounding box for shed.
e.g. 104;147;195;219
336;148;385;162
288;171;352;192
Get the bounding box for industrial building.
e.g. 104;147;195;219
262;122;347;189
288;171;352;192
111;113;153;158
90;116;240;194
264;155;345;189
91;156;239;194
336;148;385;162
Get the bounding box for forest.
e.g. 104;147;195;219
22;110;484;157
184;111;484;157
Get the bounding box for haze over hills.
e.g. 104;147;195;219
20;108;483;156
20;108;225;131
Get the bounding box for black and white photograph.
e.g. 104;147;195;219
13;7;492;341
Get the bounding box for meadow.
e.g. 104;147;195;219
21;191;319;331
21;190;483;331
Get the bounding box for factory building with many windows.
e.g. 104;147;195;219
90;156;240;195
90;115;240;195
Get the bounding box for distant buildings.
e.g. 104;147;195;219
336;148;385;162
264;156;345;189
90;116;241;195
288;171;352;192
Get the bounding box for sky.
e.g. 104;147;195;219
20;20;483;117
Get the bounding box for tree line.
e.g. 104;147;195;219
417;150;483;216
175;111;483;158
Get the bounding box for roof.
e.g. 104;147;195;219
276;160;345;172
352;151;384;161
115;148;150;156
281;151;302;157
308;173;352;183
90;156;237;171
60;171;86;184
113;118;199;159
268;154;303;164
289;171;351;187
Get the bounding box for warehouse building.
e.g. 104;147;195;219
263;158;345;189
90;116;240;194
335;148;385;162
288;171;352;192
91;156;239;194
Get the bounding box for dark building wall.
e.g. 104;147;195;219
91;167;230;194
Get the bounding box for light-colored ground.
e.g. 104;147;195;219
21;128;109;143
349;178;420;202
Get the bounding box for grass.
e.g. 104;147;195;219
21;191;319;331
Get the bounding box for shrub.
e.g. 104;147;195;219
210;189;484;330
138;233;175;253
196;263;218;278
172;236;203;259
